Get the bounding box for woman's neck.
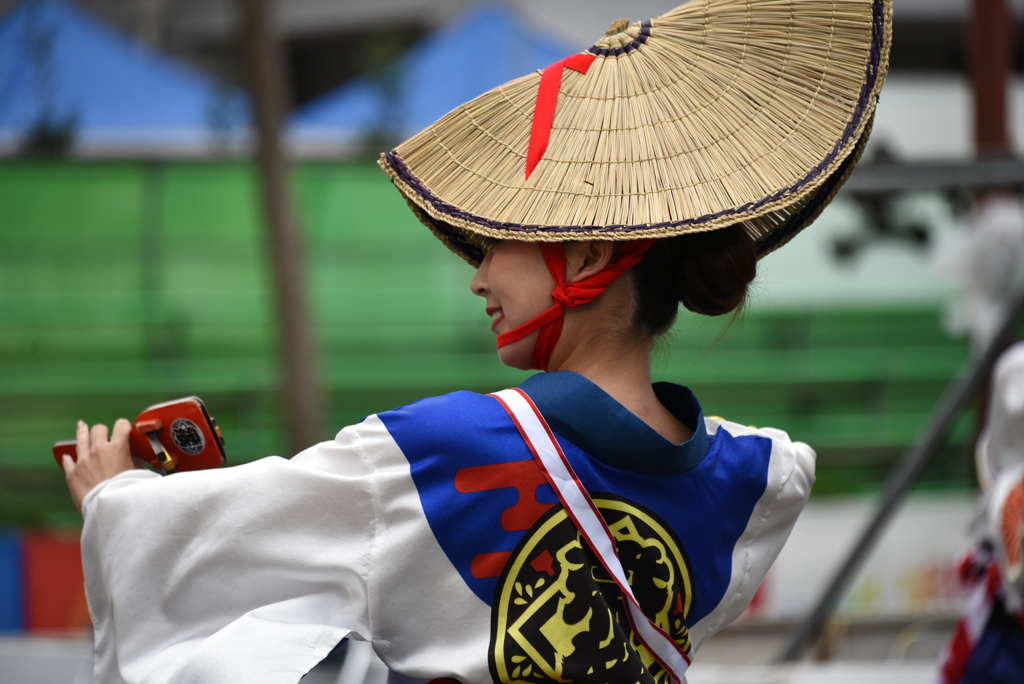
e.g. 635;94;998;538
551;298;694;445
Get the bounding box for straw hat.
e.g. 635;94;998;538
380;0;892;266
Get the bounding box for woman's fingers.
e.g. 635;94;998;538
111;418;132;444
75;419;89;463
66;418;138;516
90;422;109;450
108;419;135;471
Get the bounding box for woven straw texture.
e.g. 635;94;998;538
380;0;892;265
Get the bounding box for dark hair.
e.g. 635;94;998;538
629;224;757;338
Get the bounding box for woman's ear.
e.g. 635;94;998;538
564;241;615;283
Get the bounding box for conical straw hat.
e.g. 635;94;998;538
380;0;892;265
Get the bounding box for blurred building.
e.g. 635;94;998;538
0;0;1020;110
2;0;1022;158
0;0;249;157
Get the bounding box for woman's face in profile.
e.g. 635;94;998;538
470;241;556;370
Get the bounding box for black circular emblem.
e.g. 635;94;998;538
170;418;205;456
489;494;692;684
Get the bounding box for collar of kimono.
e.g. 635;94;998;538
496;239;657;371
519;371;710;474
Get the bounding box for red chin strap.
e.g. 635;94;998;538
496;239;658;371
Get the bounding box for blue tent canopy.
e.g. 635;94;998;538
0;0;247;155
290;3;574;151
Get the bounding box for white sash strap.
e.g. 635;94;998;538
491;388;691;683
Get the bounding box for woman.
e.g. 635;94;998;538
64;1;890;682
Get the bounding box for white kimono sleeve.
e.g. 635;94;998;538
688;421;817;649
81;422;381;684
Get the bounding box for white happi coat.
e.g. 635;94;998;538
82;371;815;683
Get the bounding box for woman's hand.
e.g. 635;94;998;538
64;419;137;514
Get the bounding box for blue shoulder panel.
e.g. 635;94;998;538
566;426;772;626
377;391;559;603
377;391;772;627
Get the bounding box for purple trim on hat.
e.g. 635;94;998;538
755;0;886;255
385;0;885;241
586;19;652;57
756;127;866;256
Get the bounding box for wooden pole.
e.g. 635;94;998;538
239;0;325;454
970;0;1015;440
971;0;1013;158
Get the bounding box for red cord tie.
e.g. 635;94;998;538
496;239;657;371
513;53;651;370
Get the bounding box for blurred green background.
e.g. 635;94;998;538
0;161;973;528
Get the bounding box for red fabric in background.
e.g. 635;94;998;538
741;573;770;620
23;532;90;633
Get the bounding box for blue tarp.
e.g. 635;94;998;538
290;3;574;145
0;532;21;631
0;0;247;153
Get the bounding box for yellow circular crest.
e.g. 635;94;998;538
489;495;692;684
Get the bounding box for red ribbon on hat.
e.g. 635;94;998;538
508;51;647;370
525;53;597;179
496;239;657;371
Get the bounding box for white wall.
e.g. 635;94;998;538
747;494;977;621
870;75;1024;161
753;76;1024;311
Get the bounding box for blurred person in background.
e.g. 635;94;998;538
938;343;1024;684
59;0;889;682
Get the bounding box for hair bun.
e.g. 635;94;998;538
673;225;756;316
631;224;757;337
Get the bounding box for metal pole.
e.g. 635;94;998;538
239;0;325;454
777;289;1024;662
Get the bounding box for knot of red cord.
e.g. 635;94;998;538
496;239;657;371
550;246;651;309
